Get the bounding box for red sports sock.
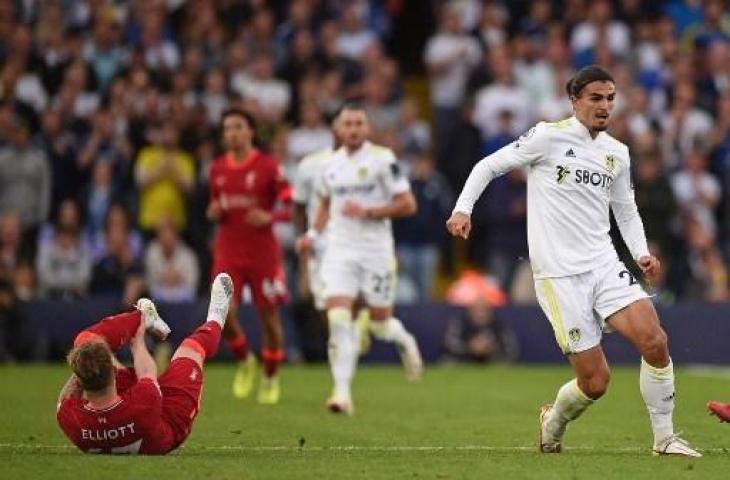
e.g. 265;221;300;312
181;322;222;359
227;334;249;361
74;310;142;351
261;348;285;377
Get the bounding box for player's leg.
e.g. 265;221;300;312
363;256;422;381
171;273;232;367
256;307;285;404
606;298;700;457
73;300;170;351
534;275;604;452
368;306;423;381
540;346;608;452
212;263;256;399
325;295;357;414
248;263;288;405
155;273;233;454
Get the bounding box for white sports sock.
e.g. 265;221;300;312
545;379;594;443
327;308;358;399
369;317;413;347
640;357;675;444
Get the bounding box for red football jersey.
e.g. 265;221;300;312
209;150;291;265
56;374;175;455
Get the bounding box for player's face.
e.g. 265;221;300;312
223;115;253;151
572;81;615;133
337;109;370;150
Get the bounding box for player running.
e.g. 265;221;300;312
207;108;290;404
446;65;700;457
297;104;423;415
292;125;371;355
56;273;233;454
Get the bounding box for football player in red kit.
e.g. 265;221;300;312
56;273;233;455
207;108;290;404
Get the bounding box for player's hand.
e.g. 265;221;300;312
342;201;367;219
446;212;472;239
637;255;661;283
130;319;146;346
295;235;313;255
245;208;273;227
207;200;223;220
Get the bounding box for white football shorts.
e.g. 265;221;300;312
321;247;397;308
534;258;649;354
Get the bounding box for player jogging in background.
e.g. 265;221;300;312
297;103;423;415
446;65;700;457
207;108;290;404
292;122;371;355
56;273;233;454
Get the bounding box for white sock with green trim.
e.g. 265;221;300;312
544;379;594;443
327;308;358;399
369;317;413;348
640;357;675;444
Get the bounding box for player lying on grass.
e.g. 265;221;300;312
56;273;233;454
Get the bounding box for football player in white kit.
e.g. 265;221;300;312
297;104;423;414
447;65;700;457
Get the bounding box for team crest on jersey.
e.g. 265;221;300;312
568;328;581;343
245;172;256;189
556;165;571;184
357;166;369;180
605;154;616;172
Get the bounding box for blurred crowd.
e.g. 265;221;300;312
0;0;728;327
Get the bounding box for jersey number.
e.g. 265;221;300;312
618;270;637;286
371;273;393;296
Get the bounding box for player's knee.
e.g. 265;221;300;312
640;328;668;361
580;369;610;400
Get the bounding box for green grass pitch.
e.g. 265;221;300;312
2;363;730;479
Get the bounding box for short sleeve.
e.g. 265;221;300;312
292;161;311;205
380;150;410;195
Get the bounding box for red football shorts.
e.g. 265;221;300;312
211;257;288;310
158;357;204;450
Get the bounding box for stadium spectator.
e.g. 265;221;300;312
35;109;80;212
443;296;518;363
77;107;132;193
90;207;145;306
0;211;26;282
35;200;92;301
670;148;722;236
396;98;431;166
394;154;453;301
570;0;631;66
479;169;528;293
424;3;481;167
682;216;729;302
144;217;199;303
336;3;379;61
286;102;334;165
134;121;195;234
473;46;531;141
232;51;290;123
0;118;51;236
660;81;713;170
634;152;679;254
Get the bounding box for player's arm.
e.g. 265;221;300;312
57;374;82;408
349;190;417;220
296;196;329;255
129;321;157;380
447;124;547;239
609;153;656;280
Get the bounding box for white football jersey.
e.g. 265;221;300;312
454;116;649;279
292;147;335;225
321;141;410;253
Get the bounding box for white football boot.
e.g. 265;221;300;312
399;334;423;382
539;404;562;453
136;298;171;340
652;433;702;457
326;391;355;416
